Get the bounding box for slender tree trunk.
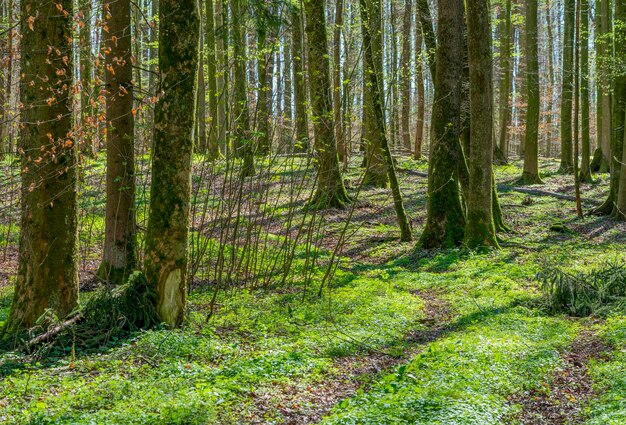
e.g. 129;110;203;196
400;0;413;153
205;0;221;159
3;0;79;336
197;27;207;153
418;0;465;249
573;0;583;217
304;0;351;208
559;0;575;173
414;13;425;160
292;2;309;151
79;0;94;156
520;0;542;184
359;0;412;241
144;0;200;328
216;0;228;155
415;0;436;79
257;25;271;155
579;0;591;182
544;0;556;158
497;0;512;163
594;0;611;172
98;0;137;284
333;0;346;163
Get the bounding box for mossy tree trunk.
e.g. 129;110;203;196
98;0;137;285
361;0;388;188
415;0;436;79
205;0;222;160
520;0;543;185
79;0;95;156
559;0;575;173
359;0;412;241
3;0;79;337
579;0;591;182
304;0;350;209
414;16;425;161
464;0;498;249
292;2;309;152
232;0;254;176
417;0;465;249
596;1;626;216
497;0;512;163
144;0;199;328
400;0;413;153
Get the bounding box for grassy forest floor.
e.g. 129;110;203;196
1;157;625;424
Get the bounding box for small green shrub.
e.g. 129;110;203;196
538;262;626;316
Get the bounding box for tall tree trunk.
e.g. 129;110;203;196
520;0;542;184
232;0;254;175
144;0;200;328
400;0;413;153
257;25;271;155
579;0;591;182
79;0;94;156
415;0;436;79
544;0;556;158
304;0;351;208
206;0;221;159
3;0;79;336
414;11;425;160
559;0;575;173
359;0;412;241
497;0;512;162
417;0;465;249
197;26;207;153
98;0;137;284
594;0;611;172
292;1;309;151
464;0;498;248
216;0;228;155
333;0;346;164
362;0;388;187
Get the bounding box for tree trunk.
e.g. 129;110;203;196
197;26;207;153
362;0;388;187
464;0;498;248
98;0;137;284
79;0;95;156
497;0;512;163
232;0;254;175
144;0;200;328
520;0;542;184
417;0;465;249
544;0;555;158
414;12;425;160
400;0;413;153
559;0;575;173
333;0;346;164
206;0;221;159
3;0;79;336
292;2;309;152
579;0;591;182
415;0;436;79
304;0;350;209
257;25;271;156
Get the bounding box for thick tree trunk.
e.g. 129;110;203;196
98;0;137;284
362;0;388;187
304;0;350;209
3;0;79;336
559;0;575;173
232;0;254;175
418;0;465;249
464;0;498;248
292;2;309;151
144;0;199;328
520;0;542;184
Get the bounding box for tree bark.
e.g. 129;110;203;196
579;0;592;182
520;0;542;184
400;0;413;153
304;0;350;209
497;0;512;162
464;0;498;248
144;0;199;328
3;0;79;336
333;0;346;164
206;0;221;159
559;0;575;173
418;0;465;249
292;2;309;152
414;11;425;160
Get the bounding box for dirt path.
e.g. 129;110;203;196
508;329;611;425
249;289;453;425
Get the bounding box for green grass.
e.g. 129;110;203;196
1;158;625;424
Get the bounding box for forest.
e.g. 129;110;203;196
0;0;626;423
